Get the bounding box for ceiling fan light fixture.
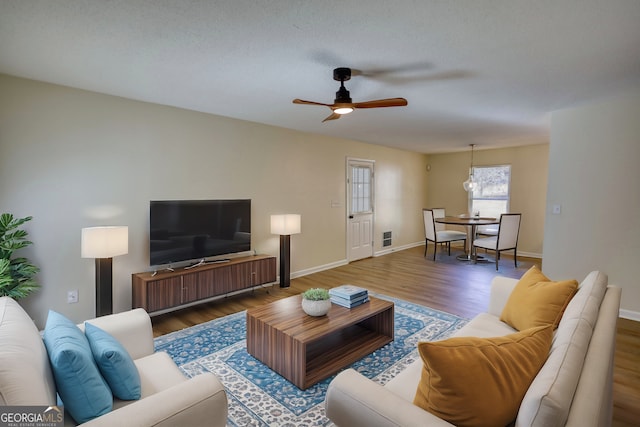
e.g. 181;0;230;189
334;106;354;115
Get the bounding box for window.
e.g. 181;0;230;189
351;165;372;214
470;165;511;229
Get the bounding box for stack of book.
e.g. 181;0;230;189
329;285;369;308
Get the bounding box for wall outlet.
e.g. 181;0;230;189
67;290;78;304
552;204;562;215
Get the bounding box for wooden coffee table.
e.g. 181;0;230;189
246;294;394;389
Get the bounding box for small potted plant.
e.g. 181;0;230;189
301;288;331;316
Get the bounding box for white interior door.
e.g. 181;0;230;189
347;159;375;262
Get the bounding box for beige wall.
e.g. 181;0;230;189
426;144;549;256
0;74;428;327
544;91;640;317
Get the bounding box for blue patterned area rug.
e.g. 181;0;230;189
154;294;468;427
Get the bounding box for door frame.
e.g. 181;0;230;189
346;157;375;262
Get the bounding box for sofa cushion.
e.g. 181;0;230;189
516;271;608;427
0;297;57;406
413;325;552;427
134;352;188;396
385;313;518;402
85;322;141;401
43;310;112;423
500;266;578;331
454;312;517;338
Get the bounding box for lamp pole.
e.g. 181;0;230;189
279;234;291;288
270;214;301;289
95;257;113;316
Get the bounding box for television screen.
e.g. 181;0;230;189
149;199;251;266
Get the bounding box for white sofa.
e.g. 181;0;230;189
325;271;621;427
0;297;228;426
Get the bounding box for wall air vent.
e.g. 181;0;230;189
383;231;392;247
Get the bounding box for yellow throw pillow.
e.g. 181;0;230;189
413;325;552;427
501;265;578;331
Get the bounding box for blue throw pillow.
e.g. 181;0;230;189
43;310;112;423
84;322;142;400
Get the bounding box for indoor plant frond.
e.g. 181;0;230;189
0;213;32;233
0;214;32;257
0;259;12;286
0;213;40;299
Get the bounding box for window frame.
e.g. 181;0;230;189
468;164;512;219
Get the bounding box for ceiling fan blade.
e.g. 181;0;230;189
353;98;408;109
292;99;332;107
322;112;341;123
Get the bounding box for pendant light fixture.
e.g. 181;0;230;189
463;144;478;192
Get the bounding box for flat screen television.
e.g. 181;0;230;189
149;199;251;267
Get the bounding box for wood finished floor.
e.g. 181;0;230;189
151;245;640;427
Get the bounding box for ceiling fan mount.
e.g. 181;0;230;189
333;67;352;82
293;67;407;122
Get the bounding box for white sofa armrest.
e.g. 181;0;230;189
81;308;155;360
566;285;621;427
325;369;454;427
487;276;518;317
80;373;228;427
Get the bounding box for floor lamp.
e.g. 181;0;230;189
81;226;128;317
270;214;301;288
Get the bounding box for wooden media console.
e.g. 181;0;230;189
132;255;276;314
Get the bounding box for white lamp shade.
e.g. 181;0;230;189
270;214;301;235
81;226;129;258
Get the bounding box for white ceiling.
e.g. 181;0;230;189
1;1;639;153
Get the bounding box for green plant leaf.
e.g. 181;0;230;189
3;229;28;239
0;258;10;277
0;214;32;231
0;240;31;251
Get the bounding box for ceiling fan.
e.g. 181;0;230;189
293;67;408;122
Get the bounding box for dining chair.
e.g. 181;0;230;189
472;213;521;270
475;223;498;254
423;209;467;261
431;208;447;232
476;224;499;237
431;207;451;252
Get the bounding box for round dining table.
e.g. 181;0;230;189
435;216;499;262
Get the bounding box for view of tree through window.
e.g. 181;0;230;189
470;165;511;223
351;165;372;214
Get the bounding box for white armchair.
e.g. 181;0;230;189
0;297;228;426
